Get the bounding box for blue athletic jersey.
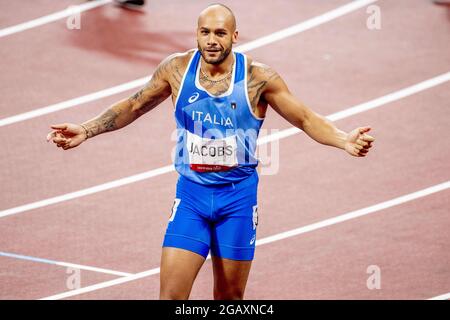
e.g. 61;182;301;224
173;49;265;185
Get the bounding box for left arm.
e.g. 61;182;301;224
259;65;374;157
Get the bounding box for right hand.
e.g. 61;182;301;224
46;123;87;150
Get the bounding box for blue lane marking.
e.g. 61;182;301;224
0;251;58;265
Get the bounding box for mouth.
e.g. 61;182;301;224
205;49;221;53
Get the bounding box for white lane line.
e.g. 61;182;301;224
256;181;450;246
39;180;450;300
0;71;448;219
0;165;174;219
0;0;112;38
0;77;150;128
257;71;450;144
0;251;132;277
235;0;378;53
0;0;378;128
428;292;450;300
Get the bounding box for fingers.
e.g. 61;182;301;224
54;140;65;147
359;126;371;134
48;124;69;142
48;131;71;150
46;131;56;142
47;128;66;142
354;146;367;157
352;141;372;157
361;133;375;143
354;145;366;155
347;127;375;157
52;133;67;144
51;123;68;130
356;138;373;148
356;129;375;149
56;138;72;150
64;138;72;149
359;148;369;154
52;135;66;142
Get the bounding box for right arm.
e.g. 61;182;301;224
47;54;177;149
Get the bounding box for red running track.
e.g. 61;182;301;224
0;0;449;300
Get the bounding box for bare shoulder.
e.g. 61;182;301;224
148;50;193;81
160;49;196;101
128;50;196;111
247;56;282;100
164;49;195;70
246;57;281;85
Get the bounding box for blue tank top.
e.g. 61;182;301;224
173;49;264;185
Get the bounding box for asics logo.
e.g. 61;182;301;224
188;92;200;103
250;234;256;245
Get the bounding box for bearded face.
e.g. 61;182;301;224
197;36;233;65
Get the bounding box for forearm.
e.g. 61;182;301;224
303;113;348;150
80;99;137;139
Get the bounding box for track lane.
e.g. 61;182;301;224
0;256;117;300
3;85;449;298
0;0;76;29
2;0;448;211
56;182;450;299
0;0;349;119
1;0;448;300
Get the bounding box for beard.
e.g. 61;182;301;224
198;41;232;65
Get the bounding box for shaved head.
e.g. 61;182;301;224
198;3;236;31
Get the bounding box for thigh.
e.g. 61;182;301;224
161;181;213;299
163;192;212;259
212;256;252;300
211;201;258;261
160;247;206;300
210;205;258;300
211;171;259;260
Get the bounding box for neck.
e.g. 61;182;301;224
200;51;234;78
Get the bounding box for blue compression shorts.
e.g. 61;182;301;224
162;170;259;261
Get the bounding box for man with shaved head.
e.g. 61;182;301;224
47;3;375;300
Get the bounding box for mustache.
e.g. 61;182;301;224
203;47;222;51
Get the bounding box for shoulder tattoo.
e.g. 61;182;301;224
247;63;280;111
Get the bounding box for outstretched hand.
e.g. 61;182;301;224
344;126;375;157
46;123;87;150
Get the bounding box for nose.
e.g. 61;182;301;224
207;33;218;46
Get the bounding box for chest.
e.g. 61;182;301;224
171;59;267;119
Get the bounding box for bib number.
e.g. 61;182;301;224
186;131;238;172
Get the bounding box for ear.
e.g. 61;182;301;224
232;30;238;44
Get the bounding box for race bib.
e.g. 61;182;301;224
186;131;238;172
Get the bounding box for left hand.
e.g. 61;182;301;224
344;126;375;157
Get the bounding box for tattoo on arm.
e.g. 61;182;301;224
129;57;174;116
170;62;183;102
247;63;281;111
82;109;119;138
130;88;145;102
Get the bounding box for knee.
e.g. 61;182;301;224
160;280;191;300
160;287;189;300
214;287;245;300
